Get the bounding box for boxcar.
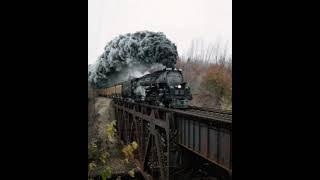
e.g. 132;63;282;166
115;85;122;96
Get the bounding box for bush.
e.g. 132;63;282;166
176;39;232;109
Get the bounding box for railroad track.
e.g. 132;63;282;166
104;96;232;122
188;105;232;115
128;100;232;122
185;106;232;122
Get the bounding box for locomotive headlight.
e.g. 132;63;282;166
177;85;181;88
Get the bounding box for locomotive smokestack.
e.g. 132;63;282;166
88;31;178;88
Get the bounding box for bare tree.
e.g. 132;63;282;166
177;39;232;109
185;39;231;64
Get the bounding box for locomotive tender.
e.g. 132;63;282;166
97;67;192;109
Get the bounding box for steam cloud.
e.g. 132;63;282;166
88;31;178;88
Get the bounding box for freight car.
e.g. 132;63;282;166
98;67;192;109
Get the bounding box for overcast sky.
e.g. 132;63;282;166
88;0;232;64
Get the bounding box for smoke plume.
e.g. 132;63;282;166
88;31;178;88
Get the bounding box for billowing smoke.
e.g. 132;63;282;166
88;31;178;88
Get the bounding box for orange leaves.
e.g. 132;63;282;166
176;58;232;109
203;64;232;97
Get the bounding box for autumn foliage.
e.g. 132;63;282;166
177;59;232;110
176;40;232;110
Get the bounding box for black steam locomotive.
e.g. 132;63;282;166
98;68;192;109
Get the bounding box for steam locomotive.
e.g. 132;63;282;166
97;67;192;109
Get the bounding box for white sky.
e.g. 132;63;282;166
88;0;232;64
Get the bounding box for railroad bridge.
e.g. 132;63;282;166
111;98;232;180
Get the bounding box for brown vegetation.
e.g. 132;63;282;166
88;84;137;179
176;40;232;110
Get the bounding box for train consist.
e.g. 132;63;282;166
97;67;192;109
